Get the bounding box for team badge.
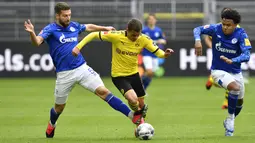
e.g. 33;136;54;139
231;38;238;44
70;27;75;32
154;32;159;37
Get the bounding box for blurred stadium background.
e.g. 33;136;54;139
0;0;255;143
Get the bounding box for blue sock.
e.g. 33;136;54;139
235;105;243;117
142;76;152;90
50;108;61;125
228;93;238;115
105;93;131;117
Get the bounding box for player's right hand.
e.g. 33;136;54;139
164;48;174;57
194;40;202;56
24;19;34;33
72;47;80;56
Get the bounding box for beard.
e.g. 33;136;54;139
59;19;70;27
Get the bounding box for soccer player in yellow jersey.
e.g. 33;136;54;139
72;19;174;120
204;7;243;109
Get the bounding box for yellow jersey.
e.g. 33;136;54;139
99;31;163;77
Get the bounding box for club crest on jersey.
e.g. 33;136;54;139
59;33;77;44
154;32;159;37
70;27;76;32
231;38;238;44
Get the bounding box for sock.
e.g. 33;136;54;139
225;91;229;99
142;75;152;90
105;93;131;117
235;105;243;117
228;92;238;118
50;107;61;125
128;101;139;111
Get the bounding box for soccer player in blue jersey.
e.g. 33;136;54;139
193;9;251;136
24;2;145;138
141;14;166;91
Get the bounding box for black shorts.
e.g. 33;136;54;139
111;72;146;97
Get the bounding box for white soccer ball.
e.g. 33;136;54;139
135;123;155;140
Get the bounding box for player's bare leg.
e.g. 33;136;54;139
46;103;65;138
124;90;146;125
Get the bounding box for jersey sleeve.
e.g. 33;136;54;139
99;31;118;42
239;32;252;51
38;25;52;40
143;36;165;58
231;31;252;63
193;24;217;41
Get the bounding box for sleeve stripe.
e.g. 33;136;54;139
152;48;159;54
99;32;103;41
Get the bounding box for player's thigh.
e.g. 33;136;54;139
130;73;146;98
77;64;104;93
111;76;132;96
55;70;76;104
152;58;159;72
211;70;235;90
143;56;153;70
233;72;245;99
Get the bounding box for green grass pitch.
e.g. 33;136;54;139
0;77;254;143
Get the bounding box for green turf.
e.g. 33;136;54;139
0;77;254;143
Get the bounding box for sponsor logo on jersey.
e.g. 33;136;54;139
116;48;138;56
59;33;77;44
215;42;236;54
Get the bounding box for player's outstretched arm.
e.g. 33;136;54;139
72;32;99;56
85;24;115;32
204;35;212;49
24;19;44;46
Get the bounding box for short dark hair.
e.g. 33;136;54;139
221;7;231;15
127;18;142;32
54;2;70;14
221;9;241;24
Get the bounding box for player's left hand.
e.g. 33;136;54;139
164;48;174;57
72;47;80;57
105;26;116;31
220;55;233;64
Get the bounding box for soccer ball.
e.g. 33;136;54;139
135;123;154;140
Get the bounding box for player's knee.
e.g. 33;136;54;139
227;82;240;91
95;86;110;99
127;95;138;105
54;103;65;113
237;99;243;106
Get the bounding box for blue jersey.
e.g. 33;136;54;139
38;21;86;72
142;26;165;57
194;24;252;73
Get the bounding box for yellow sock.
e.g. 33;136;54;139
128;101;139;111
209;75;214;83
223;90;229;105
